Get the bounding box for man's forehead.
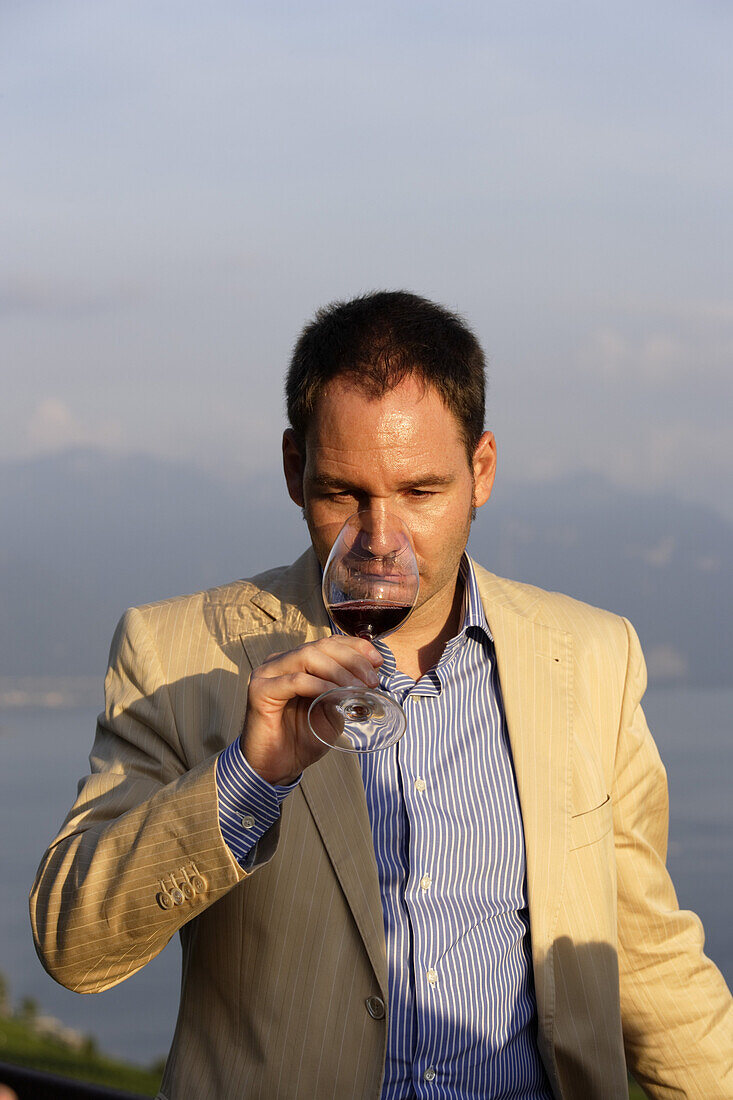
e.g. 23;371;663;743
317;372;432;406
309;375;461;440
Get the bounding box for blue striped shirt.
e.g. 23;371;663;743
217;556;552;1098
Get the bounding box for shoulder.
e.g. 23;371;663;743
470;561;641;718
470;558;632;656
117;550;318;645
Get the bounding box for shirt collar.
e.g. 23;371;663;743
457;554;493;642
379;554;493;694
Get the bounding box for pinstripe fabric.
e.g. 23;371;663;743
30;549;733;1099
217;740;299;866
360;558;551;1098
215;558;552;1097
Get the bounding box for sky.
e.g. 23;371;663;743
3;0;732;520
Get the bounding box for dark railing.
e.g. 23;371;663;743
0;1062;150;1100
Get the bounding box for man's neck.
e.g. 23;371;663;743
387;571;465;681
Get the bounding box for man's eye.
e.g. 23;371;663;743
408;489;433;498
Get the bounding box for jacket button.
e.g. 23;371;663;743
365;995;386;1020
156;891;174;910
189;862;208;894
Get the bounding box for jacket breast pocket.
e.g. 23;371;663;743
570;795;612;851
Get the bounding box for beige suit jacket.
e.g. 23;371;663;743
30;550;732;1099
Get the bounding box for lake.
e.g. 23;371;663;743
1;687;731;1067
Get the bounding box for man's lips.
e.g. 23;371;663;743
343;561;405;581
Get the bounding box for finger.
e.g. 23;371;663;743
299;647;380;687
258;643;380;686
305;642;378;686
255;653;376;700
334;635;383;665
293;634;382;665
257;671;359;705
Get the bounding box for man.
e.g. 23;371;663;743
32;292;731;1099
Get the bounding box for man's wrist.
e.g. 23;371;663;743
238;734;301;788
216;739;301;866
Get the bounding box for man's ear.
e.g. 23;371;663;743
282;429;305;506
472;430;497;510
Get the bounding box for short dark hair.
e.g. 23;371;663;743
286;290;486;460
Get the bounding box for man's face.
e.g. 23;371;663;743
283;376;496;631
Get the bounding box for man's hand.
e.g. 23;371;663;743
240;636;383;785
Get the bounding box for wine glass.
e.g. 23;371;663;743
308;510;419;753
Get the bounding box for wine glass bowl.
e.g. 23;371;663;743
308;510;419;753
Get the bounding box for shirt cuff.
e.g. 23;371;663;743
215;738;301;868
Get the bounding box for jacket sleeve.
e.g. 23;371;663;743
613;618;733;1099
29;605;275;994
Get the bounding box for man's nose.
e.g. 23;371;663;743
360;505;403;557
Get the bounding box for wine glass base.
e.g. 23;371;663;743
308;687;406;753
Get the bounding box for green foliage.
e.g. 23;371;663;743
0;1008;653;1099
148;1056;167;1078
0;965;650;1099
0;1014;162;1096
16;997;38;1026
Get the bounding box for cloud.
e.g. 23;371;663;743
612;421;730;485
644;644;688;682
0;275;139;317
625;535;676;568
579;323;732;384
26;399;123;452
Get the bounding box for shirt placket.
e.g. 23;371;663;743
398;674;451;1094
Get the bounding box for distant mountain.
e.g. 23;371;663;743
470;475;733;687
1;450;731;686
0;449;305;678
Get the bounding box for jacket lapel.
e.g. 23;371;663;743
238;550;388;995
300;753;388;995
237;553;572;1028
475;566;572;1087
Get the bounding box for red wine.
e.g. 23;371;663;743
329;600;412;638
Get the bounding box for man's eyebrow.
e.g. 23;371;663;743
309;474;358;490
396;474;456;488
309;473;455;490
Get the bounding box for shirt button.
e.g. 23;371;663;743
241;814;255;829
426;967;438;986
414;777;427;793
423;1067;436;1082
420;873;432;891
